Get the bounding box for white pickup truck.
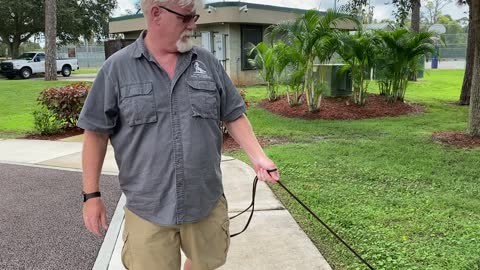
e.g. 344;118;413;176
0;52;79;79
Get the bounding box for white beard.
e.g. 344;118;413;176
176;31;194;53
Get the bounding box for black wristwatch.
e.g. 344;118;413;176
83;191;101;202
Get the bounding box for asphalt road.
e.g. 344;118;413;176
0;164;121;270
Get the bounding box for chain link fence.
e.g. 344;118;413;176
438;33;468;60
57;45;105;68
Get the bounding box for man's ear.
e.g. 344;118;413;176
150;5;162;23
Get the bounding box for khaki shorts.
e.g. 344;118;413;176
121;196;230;270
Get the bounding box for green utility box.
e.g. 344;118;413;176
313;64;352;97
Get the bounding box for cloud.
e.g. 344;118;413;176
113;0;136;16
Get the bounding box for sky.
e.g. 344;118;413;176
113;0;469;21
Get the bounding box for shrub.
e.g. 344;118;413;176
37;82;90;128
33;106;64;135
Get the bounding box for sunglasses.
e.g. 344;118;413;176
159;6;200;23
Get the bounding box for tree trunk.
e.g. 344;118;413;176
467;0;480;137
8;39;21;59
459;3;474;105
409;0;421;81
45;0;57;81
8;43;15;59
411;0;421;33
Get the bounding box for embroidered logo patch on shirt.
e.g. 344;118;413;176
190;60;212;80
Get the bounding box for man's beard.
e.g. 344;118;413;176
177;31;193;53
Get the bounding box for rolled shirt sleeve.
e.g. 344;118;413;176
217;61;247;122
77;68;119;134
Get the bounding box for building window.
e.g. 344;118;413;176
241;25;263;70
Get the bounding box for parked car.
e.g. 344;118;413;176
0;52;79;79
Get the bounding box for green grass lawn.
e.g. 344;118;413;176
0;80;84;138
72;68;99;75
231;69;480;270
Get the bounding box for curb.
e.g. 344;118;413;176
93;194;126;270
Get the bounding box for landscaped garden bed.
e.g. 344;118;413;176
259;94;424;120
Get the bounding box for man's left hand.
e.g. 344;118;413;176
253;157;280;183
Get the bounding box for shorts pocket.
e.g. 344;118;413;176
222;219;231;255
187;80;218;119
121;231;131;269
120;82;157;126
220;194;228;211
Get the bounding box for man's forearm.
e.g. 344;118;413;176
82;130;109;193
225;114;265;163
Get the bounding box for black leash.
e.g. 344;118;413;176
229;169;376;270
229;176;258;238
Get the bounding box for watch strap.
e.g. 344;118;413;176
83;191;101;202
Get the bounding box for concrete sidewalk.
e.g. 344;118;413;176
0;139;332;270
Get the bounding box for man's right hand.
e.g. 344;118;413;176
83;198;109;237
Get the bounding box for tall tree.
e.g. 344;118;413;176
0;0;117;58
341;0;374;24
0;39;9;57
45;0;57;81
0;1;44;58
467;0;480;136
391;0;413;26
422;0;453;24
411;0;421;32
342;0;420;28
406;0;421;81
459;0;474;105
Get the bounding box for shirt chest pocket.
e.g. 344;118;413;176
187;80;219;120
119;82;158;126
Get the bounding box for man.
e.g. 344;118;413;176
78;0;279;269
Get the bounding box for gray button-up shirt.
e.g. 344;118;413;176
78;32;246;226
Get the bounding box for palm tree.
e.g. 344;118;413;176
375;28;436;102
337;30;378;106
248;42;278;101
248;41;294;102
271;10;359;112
270;41;305;106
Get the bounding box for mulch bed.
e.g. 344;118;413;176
432;131;480;149
259;94;424;120
222;134;289;152
22;127;84;140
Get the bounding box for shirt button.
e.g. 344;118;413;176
172;111;176;115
